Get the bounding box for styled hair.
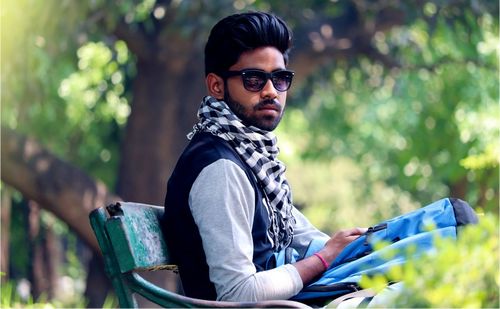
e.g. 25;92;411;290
204;11;292;76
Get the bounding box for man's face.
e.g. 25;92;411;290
223;47;289;131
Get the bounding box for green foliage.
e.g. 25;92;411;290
1;0;129;187
359;215;499;307
56;40;133;186
0;276;88;308
102;294;119;308
278;1;499;217
283;158;420;233
1;279;37;308
7;193;30;279
2;2;137;291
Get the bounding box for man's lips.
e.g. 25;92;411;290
255;100;282;113
259;105;280;112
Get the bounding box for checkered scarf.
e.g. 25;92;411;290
188;96;295;251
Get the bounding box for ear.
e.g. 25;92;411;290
206;73;225;100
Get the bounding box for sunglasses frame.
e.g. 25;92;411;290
221;69;295;92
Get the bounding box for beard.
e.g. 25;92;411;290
224;90;285;132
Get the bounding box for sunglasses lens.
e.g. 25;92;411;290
242;72;267;92
272;71;293;92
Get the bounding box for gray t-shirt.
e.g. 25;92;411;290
189;158;329;301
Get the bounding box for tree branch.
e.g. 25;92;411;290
80;7;154;61
1;127;120;253
113;20;154;61
289;3;406;85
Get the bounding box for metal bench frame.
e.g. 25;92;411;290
89;201;309;308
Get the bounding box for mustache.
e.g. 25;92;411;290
254;99;282;111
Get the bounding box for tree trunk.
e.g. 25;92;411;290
28;201;44;300
27;201;59;300
84;254;111;308
1;188;11;282
449;176;467;200
44;215;60;301
116;54;204;204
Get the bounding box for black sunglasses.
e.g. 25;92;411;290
221;69;295;92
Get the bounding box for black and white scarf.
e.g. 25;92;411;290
188;96;295;251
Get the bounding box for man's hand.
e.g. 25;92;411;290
293;227;367;284
319;227;367;263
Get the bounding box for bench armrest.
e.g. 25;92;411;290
126;272;309;308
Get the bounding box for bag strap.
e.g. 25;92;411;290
329;288;376;307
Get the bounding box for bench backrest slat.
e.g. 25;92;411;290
104;202;176;273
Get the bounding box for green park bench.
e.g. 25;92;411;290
89;201;309;308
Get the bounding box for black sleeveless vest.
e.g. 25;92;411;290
162;132;274;300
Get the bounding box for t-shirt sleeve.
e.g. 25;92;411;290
189;159;303;301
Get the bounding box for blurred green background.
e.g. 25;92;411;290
1;0;498;307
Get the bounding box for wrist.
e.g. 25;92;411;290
313;252;329;271
318;248;338;266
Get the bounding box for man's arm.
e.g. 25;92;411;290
190;159;365;301
189;159;303;301
292;227;366;283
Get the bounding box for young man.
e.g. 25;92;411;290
162;11;365;302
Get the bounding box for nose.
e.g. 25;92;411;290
261;78;278;99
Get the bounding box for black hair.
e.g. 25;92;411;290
204;11;292;76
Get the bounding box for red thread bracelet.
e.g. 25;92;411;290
313;252;329;271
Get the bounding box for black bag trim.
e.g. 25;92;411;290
450;198;478;226
296;282;361;306
302;281;360;293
